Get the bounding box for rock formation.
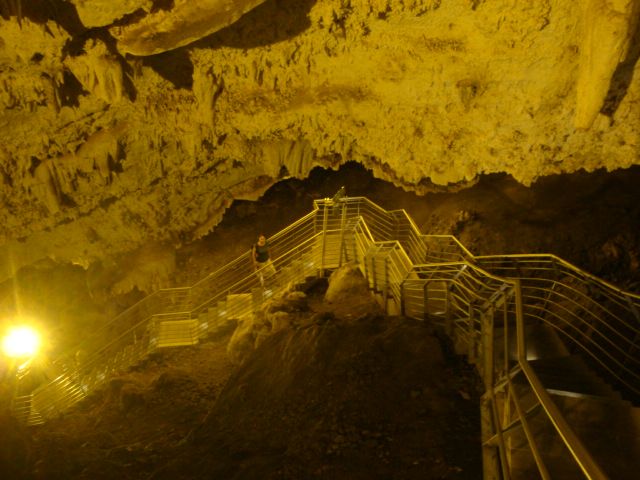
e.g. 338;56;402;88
575;0;640;129
111;0;271;56
0;0;638;282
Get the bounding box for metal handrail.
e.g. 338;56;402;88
475;253;640;399
519;357;609;479
11;196;639;479
476;253;640;299
11;203;326;424
360;204;618;479
325;200;629;479
52;287;190;366
191;232;323;316
403;262;608;478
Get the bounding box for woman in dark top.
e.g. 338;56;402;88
252;234;276;287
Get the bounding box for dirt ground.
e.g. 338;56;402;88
17;274;482;480
2;163;640;479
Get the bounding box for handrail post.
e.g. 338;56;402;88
338;198;347;267
481;390;509;480
423;281;429;322
513;275;609;479
514;279;525;362
400;278;406;317
371;252;377;292
503;298;510;375
445;283;453;336
363;247;370;288
383;256;389;311
320;200;329;277
352;219;361;264
508;378;552;480
482;306;494;391
468;304;476;364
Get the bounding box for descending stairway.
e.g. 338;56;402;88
503;351;640;480
528;355;621;399
9;196;640;479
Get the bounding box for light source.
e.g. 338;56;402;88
2;325;41;359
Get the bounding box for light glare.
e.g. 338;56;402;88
2;326;40;358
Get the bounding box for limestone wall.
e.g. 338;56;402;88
0;0;638;277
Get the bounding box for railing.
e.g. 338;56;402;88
11;200;335;425
50;287;191;369
189;209;320;316
329;198;619;479
475;254;640;402
401;263;609;479
9;195;639;480
312;199;614;478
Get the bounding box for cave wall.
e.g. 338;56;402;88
0;0;638;280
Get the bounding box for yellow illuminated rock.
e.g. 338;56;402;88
71;0;153;28
64;39;125;104
111;0;270;56
0;0;639;279
575;0;640;129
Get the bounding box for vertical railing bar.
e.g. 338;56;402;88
469;303;476;363
507;378;552;480
320;203;329;276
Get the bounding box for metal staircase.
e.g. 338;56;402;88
9;196;640;479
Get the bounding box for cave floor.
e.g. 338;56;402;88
26;278;483;480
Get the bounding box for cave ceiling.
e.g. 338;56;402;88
0;0;639;282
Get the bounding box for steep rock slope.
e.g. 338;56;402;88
10;280;482;480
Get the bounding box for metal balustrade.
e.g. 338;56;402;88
9;195;640;480
475;254;640;401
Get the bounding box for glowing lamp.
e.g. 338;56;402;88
2;326;41;358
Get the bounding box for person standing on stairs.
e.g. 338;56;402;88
331;185;346;216
252;234;276;287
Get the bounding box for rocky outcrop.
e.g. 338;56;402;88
64;39;125;104
575;0;640;129
70;0;152;28
0;0;639;282
111;0;270;56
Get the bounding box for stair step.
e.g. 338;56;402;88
225;294;252;319
527;355;620;400
507;372;640;478
551;394;640;479
509;445;584;480
494;323;571;361
155;319;199;348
